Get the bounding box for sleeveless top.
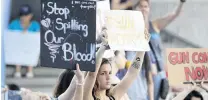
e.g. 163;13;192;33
92;94;115;100
148;21;164;71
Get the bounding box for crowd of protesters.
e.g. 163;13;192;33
2;0;208;100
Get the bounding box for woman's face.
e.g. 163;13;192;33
136;0;150;17
20;14;33;23
97;63;112;90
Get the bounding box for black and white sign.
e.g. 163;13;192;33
41;0;96;71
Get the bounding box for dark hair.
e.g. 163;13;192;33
53;70;75;98
19;4;32;16
184;90;203;100
7;84;20;90
114;50;120;56
142;52;151;83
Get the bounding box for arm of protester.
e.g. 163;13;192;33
172;82;197;100
57;71;77;100
110;51;145;100
148;71;154;100
71;64;84;100
83;28;108;100
152;0;185;32
200;79;208;91
111;0;133;10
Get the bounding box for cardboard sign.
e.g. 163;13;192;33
105;10;150;51
4;30;40;66
166;48;208;86
40;0;96;71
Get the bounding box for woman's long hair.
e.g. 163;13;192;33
142;52;151;84
93;58;112;99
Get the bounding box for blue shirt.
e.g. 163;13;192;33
8;19;40;32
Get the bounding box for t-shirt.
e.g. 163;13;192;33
8;19;40;32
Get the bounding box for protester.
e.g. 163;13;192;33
53;70;74;98
82;26;147;100
133;0;186;99
58;64;84;100
8;4;40;78
172;82;204;100
106;50;130;100
7;83;20;91
117;52;154;100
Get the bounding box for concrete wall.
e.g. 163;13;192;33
150;0;208;48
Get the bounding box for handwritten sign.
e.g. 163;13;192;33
4;30;40;66
105;10;150;51
166;48;208;86
41;0;96;71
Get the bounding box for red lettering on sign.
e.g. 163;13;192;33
192;52;208;64
168;52;189;65
184;66;208;81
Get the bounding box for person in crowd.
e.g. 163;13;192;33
184;90;204;100
117;51;154;100
81;26;148;100
103;50;130;100
57;64;84;100
7;84;20;91
8;4;40;78
131;0;186;99
172;82;204;100
53;70;74;98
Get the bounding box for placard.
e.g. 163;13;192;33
166;48;208;86
105;10;150;51
4;30;40;66
41;0;96;71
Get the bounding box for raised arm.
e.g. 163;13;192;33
57;76;76;100
110;51;145;100
83;28;108;100
57;71;76;100
58;64;84;100
152;0;186;31
72;64;84;100
111;0;133;10
200;79;208;91
172;81;197;100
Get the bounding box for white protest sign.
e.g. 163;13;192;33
4;30;40;66
105;10;150;51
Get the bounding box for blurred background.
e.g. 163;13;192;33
1;0;208;97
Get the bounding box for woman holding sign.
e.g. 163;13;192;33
82;28;147;100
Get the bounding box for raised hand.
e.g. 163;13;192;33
74;64;84;84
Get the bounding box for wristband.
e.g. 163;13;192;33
76;80;84;86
